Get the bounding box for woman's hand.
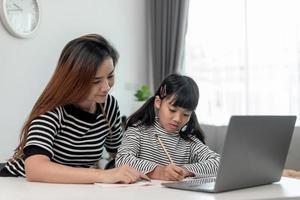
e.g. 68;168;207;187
147;164;186;181
97;165;150;184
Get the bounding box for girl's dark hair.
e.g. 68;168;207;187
126;74;205;143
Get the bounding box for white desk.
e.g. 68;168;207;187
1;177;300;200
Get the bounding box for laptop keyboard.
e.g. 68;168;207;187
161;176;217;192
182;177;216;185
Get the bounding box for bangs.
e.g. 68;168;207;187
170;86;199;111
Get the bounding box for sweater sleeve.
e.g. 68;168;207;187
24;109;60;158
104;95;123;153
115;126;158;174
183;139;220;177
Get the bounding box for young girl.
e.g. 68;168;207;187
0;34;147;184
116;74;220;181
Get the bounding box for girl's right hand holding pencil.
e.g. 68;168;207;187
147;164;192;181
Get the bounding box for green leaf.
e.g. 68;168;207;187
134;84;151;101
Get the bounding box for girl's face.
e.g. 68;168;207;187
85;57;115;104
154;95;192;133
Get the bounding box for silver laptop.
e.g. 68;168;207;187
162;116;297;193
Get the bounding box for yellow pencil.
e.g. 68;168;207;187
155;134;174;164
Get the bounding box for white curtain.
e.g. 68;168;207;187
184;0;300;125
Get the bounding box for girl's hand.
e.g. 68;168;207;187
97;165;150;184
147;164;185;181
182;168;195;178
282;169;300;179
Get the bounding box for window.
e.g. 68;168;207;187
184;0;300;125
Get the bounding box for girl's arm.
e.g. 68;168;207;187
182;141;220;177
147;164;186;181
115;127;159;174
283;169;300;179
25;154;147;183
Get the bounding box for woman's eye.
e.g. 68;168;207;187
108;75;114;79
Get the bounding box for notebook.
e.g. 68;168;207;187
162;116;297;193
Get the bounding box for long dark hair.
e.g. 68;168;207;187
13;34;119;159
126;74;205;143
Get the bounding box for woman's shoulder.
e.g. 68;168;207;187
35;107;64;125
106;94;119;105
103;94;120;119
33;106;63;121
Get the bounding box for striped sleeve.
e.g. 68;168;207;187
24;109;60;158
183;139;220;177
104;95;123;153
5;159;25;177
115;126;158;174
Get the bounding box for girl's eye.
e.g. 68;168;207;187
169;108;176;112
184;113;191;117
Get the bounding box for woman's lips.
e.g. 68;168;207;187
97;94;107;97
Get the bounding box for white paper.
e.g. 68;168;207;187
94;180;167;188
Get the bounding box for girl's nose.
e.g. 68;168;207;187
173;113;182;124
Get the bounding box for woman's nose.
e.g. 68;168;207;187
101;79;111;92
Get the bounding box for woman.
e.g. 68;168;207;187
0;34;148;184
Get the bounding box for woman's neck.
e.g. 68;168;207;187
75;101;97;114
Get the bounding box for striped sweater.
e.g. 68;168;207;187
116;120;220;176
2;94;122;177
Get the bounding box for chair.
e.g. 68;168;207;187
104;159;115;169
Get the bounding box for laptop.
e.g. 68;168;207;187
162;115;297;193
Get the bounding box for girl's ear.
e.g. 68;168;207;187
154;95;161;110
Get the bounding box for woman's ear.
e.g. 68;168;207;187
154;95;161;110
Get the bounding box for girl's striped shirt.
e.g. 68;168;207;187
116;120;220;176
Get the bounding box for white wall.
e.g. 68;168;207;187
0;0;149;160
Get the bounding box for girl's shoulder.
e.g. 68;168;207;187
126;122;152;134
188;135;206;146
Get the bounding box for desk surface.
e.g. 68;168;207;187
1;177;300;200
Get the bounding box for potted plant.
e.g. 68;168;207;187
133;84;151;111
134;84;151;101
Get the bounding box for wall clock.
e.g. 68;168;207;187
0;0;40;38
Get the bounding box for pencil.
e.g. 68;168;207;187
155;134;174;164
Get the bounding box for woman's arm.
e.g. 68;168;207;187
25;155;147;184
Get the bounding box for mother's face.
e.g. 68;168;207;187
86;57;115;103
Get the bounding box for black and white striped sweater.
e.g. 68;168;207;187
1;94;122;177
116;120;220;176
